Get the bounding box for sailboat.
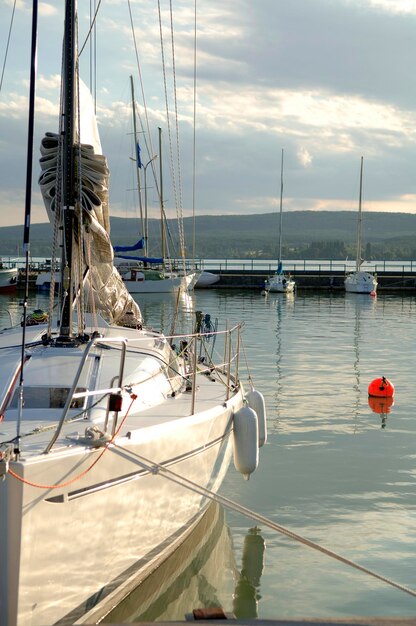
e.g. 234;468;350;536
0;3;265;625
114;81;198;294
344;157;378;294
264;149;295;294
0;263;17;292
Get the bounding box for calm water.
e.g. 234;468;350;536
2;289;416;620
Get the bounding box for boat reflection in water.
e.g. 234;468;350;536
233;527;265;619
103;502;265;623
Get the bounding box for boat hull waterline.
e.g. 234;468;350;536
344;270;377;294
265;273;295;293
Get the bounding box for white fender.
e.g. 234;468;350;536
246;388;267;447
233;406;259;480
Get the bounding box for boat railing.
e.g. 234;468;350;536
44;324;242;453
44;337;127;453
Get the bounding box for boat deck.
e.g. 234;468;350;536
0;322;239;456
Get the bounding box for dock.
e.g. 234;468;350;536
201;269;416;291
8;257;416;292
14;267;416;292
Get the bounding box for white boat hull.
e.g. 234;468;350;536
195;271;220;288
0;321;245;626
2;412;235;626
344;271;377;294
265;273;295;293
0;267;17;292
122;271;197;293
36;271;198;294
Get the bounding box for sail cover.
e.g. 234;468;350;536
38;84;142;325
114;238;145;253
115;254;163;264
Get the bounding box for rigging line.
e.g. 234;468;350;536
168;0;186;262
127;0;159;197
191;0;197;261
78;0;102;58
113;446;416;600
157;0;181;250
0;0;17;95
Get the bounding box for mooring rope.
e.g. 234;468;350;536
112;445;416;600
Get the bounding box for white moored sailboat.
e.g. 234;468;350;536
0;3;265;625
264;149;295;294
344;157;377;295
114;82;198;294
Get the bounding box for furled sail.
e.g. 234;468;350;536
38;83;142;325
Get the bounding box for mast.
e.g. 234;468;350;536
59;0;77;340
356;156;364;272
16;0;39;452
130;75;145;253
278;148;284;263
158;127;165;266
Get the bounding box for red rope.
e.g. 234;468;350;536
7;395;137;489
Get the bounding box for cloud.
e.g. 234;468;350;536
366;0;416;14
1;0;416;227
298;148;312;168
39;3;58;17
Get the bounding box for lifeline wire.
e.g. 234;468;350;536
0;0;16;94
113;445;416;600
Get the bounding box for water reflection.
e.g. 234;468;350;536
351;295;363;432
103;503;236;623
347;293;394;430
132;290;195;335
103;503;266;624
368;396;394;429
232;527;265;619
268;292;295;427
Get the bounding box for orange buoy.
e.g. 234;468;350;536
370;291;376;297
368;396;394;414
368;376;394;398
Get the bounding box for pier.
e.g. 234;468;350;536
194;259;416;291
203;269;416;291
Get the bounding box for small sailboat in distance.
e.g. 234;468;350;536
264;149;295;294
344;156;377;294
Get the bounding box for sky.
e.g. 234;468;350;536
1;0;416;228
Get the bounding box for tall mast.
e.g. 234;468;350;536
356;156;364;272
59;0;77;340
130;75;145;252
278;148;284;263
158;127;165;266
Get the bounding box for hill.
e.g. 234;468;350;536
2;211;416;259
